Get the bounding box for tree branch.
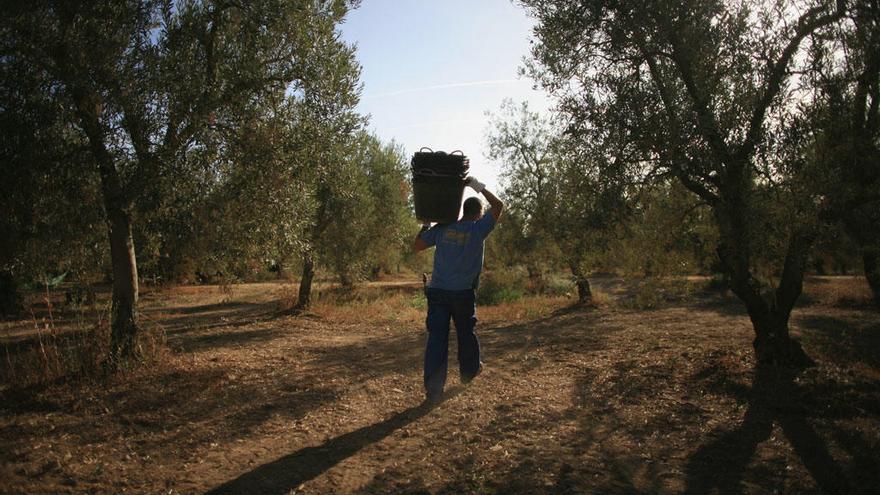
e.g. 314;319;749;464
775;228;814;314
666;33;735;166
740;2;846;160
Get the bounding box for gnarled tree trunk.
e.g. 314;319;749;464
295;254;315;311
716;194;814;366
569;262;592;305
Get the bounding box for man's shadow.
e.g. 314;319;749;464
208;388;461;494
684;364;852;494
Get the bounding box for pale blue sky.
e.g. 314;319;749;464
339;0;552;193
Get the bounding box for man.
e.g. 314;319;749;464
413;176;504;404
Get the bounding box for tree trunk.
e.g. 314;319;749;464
296;254;315;310
714;178;815;367
106;206;139;359
715;190;813;367
526;262;545;293
863;248;880;309
724;257;811;366
569;263;592;304
96;145;139;360
745;305;811;367
70;86;139;362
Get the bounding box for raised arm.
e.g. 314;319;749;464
413;223;431;252
466;177;504;221
481;187;504;221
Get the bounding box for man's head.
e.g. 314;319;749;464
462;197;483;220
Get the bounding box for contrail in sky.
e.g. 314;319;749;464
363;79;521;99
385;117;486;131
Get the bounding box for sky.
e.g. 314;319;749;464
338;0;553;194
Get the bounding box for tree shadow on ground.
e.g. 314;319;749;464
170;326;286;352
0;300;283;359
691;288;750;317
302;303;612;386
684;364;856;494
301;329;422;384
795;314;880;369
207;389;463;495
148;300;280;335
0;364;338;463
482;306;617;377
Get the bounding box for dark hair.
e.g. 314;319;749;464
463;197;483;218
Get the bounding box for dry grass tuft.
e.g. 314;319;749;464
2;294;172;389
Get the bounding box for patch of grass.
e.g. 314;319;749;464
479;295;570;322
803;276;875;309
310;285;425;325
408;292;427;310
585;290;612;308
306;278;569;326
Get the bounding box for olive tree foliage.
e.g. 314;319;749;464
522;0;848;365
291;92;364;309
486;99;630;303
0;74;107;289
805;0;880;306
485;100;560;287
292;131;411;307
355;137;412;280
311;131;375;289
204;7;364;289
192;93;317;282
610;180;718;278
1;0;360;359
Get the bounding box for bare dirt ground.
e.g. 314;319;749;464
1;276;879;494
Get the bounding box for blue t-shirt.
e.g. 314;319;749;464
419;213;497;290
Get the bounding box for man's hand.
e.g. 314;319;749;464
465;176;485;193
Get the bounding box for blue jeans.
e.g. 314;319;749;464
424;288;482;398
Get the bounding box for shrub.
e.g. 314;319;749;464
409;292;427;309
477;270;526;305
541;275;576;297
622;276;696;310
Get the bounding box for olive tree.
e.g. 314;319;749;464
2;0;360;360
522;0;847;364
806;0;880;306
487;99;630;303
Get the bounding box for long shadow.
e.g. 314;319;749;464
302;303;610;385
684;364;853;494
152;301;280;335
206;392;458;495
171;327;286;352
795;314;880;368
150;301;263;316
1;300;280;355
